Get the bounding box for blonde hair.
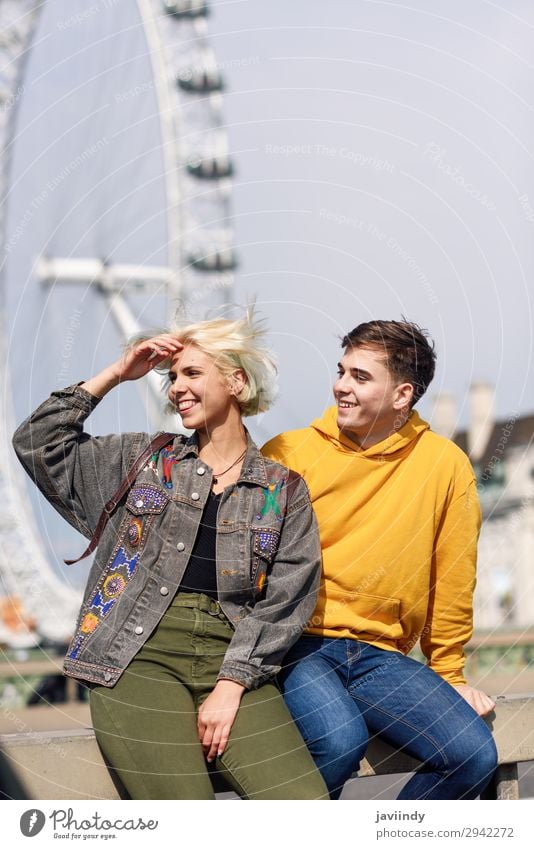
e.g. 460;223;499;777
132;308;278;418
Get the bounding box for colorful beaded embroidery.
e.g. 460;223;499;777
127;484;169;514
251;528;280;594
67;546;139;660
68;634;84;660
127;518;143;547
103;572;127;598
68;472;171;661
80;613;99;634
254;529;280;559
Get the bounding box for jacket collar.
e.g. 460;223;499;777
237;431;270;487
174;432;200;461
173;430;270;488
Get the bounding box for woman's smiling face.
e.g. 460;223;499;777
167;344;239;432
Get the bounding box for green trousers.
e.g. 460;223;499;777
90;592;327;799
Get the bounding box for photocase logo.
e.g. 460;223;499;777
20;810;46;837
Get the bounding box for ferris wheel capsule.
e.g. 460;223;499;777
162;0;209;19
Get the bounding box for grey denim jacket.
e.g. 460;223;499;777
12;384;322;690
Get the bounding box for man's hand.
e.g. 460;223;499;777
453;684;496;717
197;679;246;763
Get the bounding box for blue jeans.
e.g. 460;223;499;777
278;637;498;800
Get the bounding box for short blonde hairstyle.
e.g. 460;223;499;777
131;308;278;418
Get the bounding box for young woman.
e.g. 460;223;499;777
13;312;327;800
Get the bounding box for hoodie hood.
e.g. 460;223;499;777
310;405;430;457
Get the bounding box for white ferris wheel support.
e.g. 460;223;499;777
0;0;238;645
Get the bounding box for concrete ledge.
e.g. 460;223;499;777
1;695;533;800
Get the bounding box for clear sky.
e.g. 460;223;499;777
207;0;534;441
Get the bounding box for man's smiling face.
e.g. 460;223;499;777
333;345;414;448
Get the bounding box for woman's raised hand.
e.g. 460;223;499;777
114;334;183;382
80;334;183;399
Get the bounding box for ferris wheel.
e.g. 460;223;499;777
0;0;237;645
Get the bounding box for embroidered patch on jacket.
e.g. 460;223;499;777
254;529;280;559
67;634;84;660
127;518;143;547
143;452;160;475
103;572;127;598
161;447;179;489
141;444;178;489
67;546;139;660
80;613;99;634
259;481;285;521
251;528;280;594
126;484;169;514
250;554;268;595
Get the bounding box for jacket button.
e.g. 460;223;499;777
160;586;169;596
104;672;112;683
177;542;185;552
135;626;144;635
191;492;200;501
197;467;206;476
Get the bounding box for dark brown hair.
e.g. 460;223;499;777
341;319;436;406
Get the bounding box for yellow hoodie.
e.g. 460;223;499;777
263;407;481;685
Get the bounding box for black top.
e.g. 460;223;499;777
178;491;221;600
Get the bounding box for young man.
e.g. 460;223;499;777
263;320;497;800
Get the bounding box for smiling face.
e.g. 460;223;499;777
167;344;243;434
333;346;414;448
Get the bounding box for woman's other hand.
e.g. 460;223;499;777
197;679;246;762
